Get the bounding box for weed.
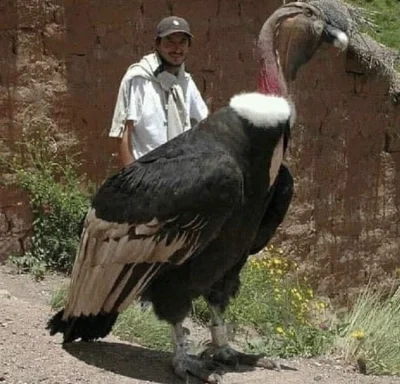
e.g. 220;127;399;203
50;284;69;311
3;125;90;278
113;305;173;352
331;286;400;375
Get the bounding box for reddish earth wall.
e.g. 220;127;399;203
0;0;399;299
285;47;400;299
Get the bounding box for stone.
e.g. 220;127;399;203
0;289;12;299
0;213;8;234
0;237;23;263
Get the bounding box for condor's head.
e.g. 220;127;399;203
258;0;352;96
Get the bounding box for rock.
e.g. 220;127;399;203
0;290;12;299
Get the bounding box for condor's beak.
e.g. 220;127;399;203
323;24;349;51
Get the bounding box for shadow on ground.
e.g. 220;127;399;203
64;341;182;383
63;340;287;383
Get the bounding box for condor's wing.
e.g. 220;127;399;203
63;143;243;319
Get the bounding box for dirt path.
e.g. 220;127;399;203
0;265;399;384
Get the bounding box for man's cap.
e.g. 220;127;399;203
156;16;193;38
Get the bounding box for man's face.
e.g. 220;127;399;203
156;32;190;67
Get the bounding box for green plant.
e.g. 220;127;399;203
347;0;400;50
50;284;69;310
113;304;173;352
4;125;90;277
331;285;400;375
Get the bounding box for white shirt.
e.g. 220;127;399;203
125;74;208;159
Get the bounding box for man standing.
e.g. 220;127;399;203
109;16;209;166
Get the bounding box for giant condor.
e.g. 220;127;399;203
48;1;352;382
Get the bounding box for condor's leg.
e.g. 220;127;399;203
172;322;223;383
150;271;222;383
202;303;281;370
250;164;294;255
201;262;281;370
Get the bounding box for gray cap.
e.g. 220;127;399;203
156;16;193;38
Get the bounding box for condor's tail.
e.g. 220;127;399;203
46;309;118;343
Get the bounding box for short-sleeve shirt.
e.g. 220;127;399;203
126;75;208;159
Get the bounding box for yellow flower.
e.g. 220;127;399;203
295;292;303;301
276;326;285;335
350;330;365;341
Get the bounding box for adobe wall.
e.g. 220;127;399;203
1;0;398;299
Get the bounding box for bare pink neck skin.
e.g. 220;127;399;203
257;60;283;96
257;13;288;98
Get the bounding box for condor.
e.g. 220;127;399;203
48;1;351;382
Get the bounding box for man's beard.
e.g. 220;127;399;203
157;52;183;69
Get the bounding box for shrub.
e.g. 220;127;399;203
4;125;90;278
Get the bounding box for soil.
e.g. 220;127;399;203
0;265;399;384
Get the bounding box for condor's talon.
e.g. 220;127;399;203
173;354;223;383
254;356;281;370
172;323;224;383
202;344;281;371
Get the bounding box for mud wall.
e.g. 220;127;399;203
0;0;399;299
285;47;400;299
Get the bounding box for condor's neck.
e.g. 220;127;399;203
257;20;288;97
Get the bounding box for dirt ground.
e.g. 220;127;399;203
0;265;399;384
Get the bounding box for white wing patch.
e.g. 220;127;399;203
269;135;284;187
229;92;291;127
63;208;203;318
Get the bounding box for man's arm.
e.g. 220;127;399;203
119;120;135;167
188;78;209;125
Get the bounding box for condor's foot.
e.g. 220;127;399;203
172;322;224;383
173;354;223;383
201;344;281;371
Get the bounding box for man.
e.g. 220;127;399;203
109;16;209;166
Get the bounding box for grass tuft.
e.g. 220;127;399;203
113;305;173;352
331;286;400;375
347;0;400;50
50;284;69;311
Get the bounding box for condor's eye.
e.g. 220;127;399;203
305;8;314;17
